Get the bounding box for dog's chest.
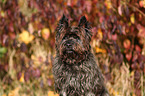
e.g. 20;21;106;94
61;65;92;91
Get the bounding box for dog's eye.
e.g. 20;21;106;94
63;35;68;40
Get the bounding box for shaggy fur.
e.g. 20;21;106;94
53;15;109;96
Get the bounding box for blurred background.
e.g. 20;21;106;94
0;0;145;96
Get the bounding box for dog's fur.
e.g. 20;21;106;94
53;15;109;96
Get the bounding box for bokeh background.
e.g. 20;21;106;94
0;0;145;96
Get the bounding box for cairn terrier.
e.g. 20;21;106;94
53;15;109;96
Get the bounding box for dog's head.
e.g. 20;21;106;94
55;15;92;64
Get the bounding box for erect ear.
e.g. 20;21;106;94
59;14;69;28
78;16;91;29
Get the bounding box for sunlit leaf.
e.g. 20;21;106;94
48;91;59;96
48;92;54;96
130;14;135;24
19;72;25;83
18;30;34;44
130;71;134;77
96;47;106;53
132;93;136;96
109;87;119;96
97;28;103;40
105;0;112;9
113;91;119;96
41;28;50;40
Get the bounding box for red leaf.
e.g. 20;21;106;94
126;53;132;61
137;24;145;38
123;39;131;49
135;45;141;52
112;34;117;41
85;1;92;13
9;22;14;32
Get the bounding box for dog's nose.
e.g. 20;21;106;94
66;43;72;47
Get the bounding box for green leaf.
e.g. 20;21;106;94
0;47;7;54
0;53;4;58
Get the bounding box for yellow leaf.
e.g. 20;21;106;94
48;91;59;96
113;91;119;95
97;28;103;40
19;72;25;83
31;55;36;60
105;0;112;9
1;11;5;17
130;71;134;76
29;35;35;42
41;28;50;40
130;14;135;24
48;91;55;96
96;47;106;53
19;30;34;44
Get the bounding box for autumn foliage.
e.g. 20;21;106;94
0;0;145;96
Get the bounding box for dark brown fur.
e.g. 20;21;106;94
53;15;109;96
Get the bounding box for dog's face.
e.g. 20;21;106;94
55;15;92;64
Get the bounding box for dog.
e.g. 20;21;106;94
53;15;109;96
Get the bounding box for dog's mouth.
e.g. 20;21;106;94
63;49;75;56
66;50;73;54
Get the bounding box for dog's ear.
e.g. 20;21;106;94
78;16;91;29
78;16;87;27
59;14;69;28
